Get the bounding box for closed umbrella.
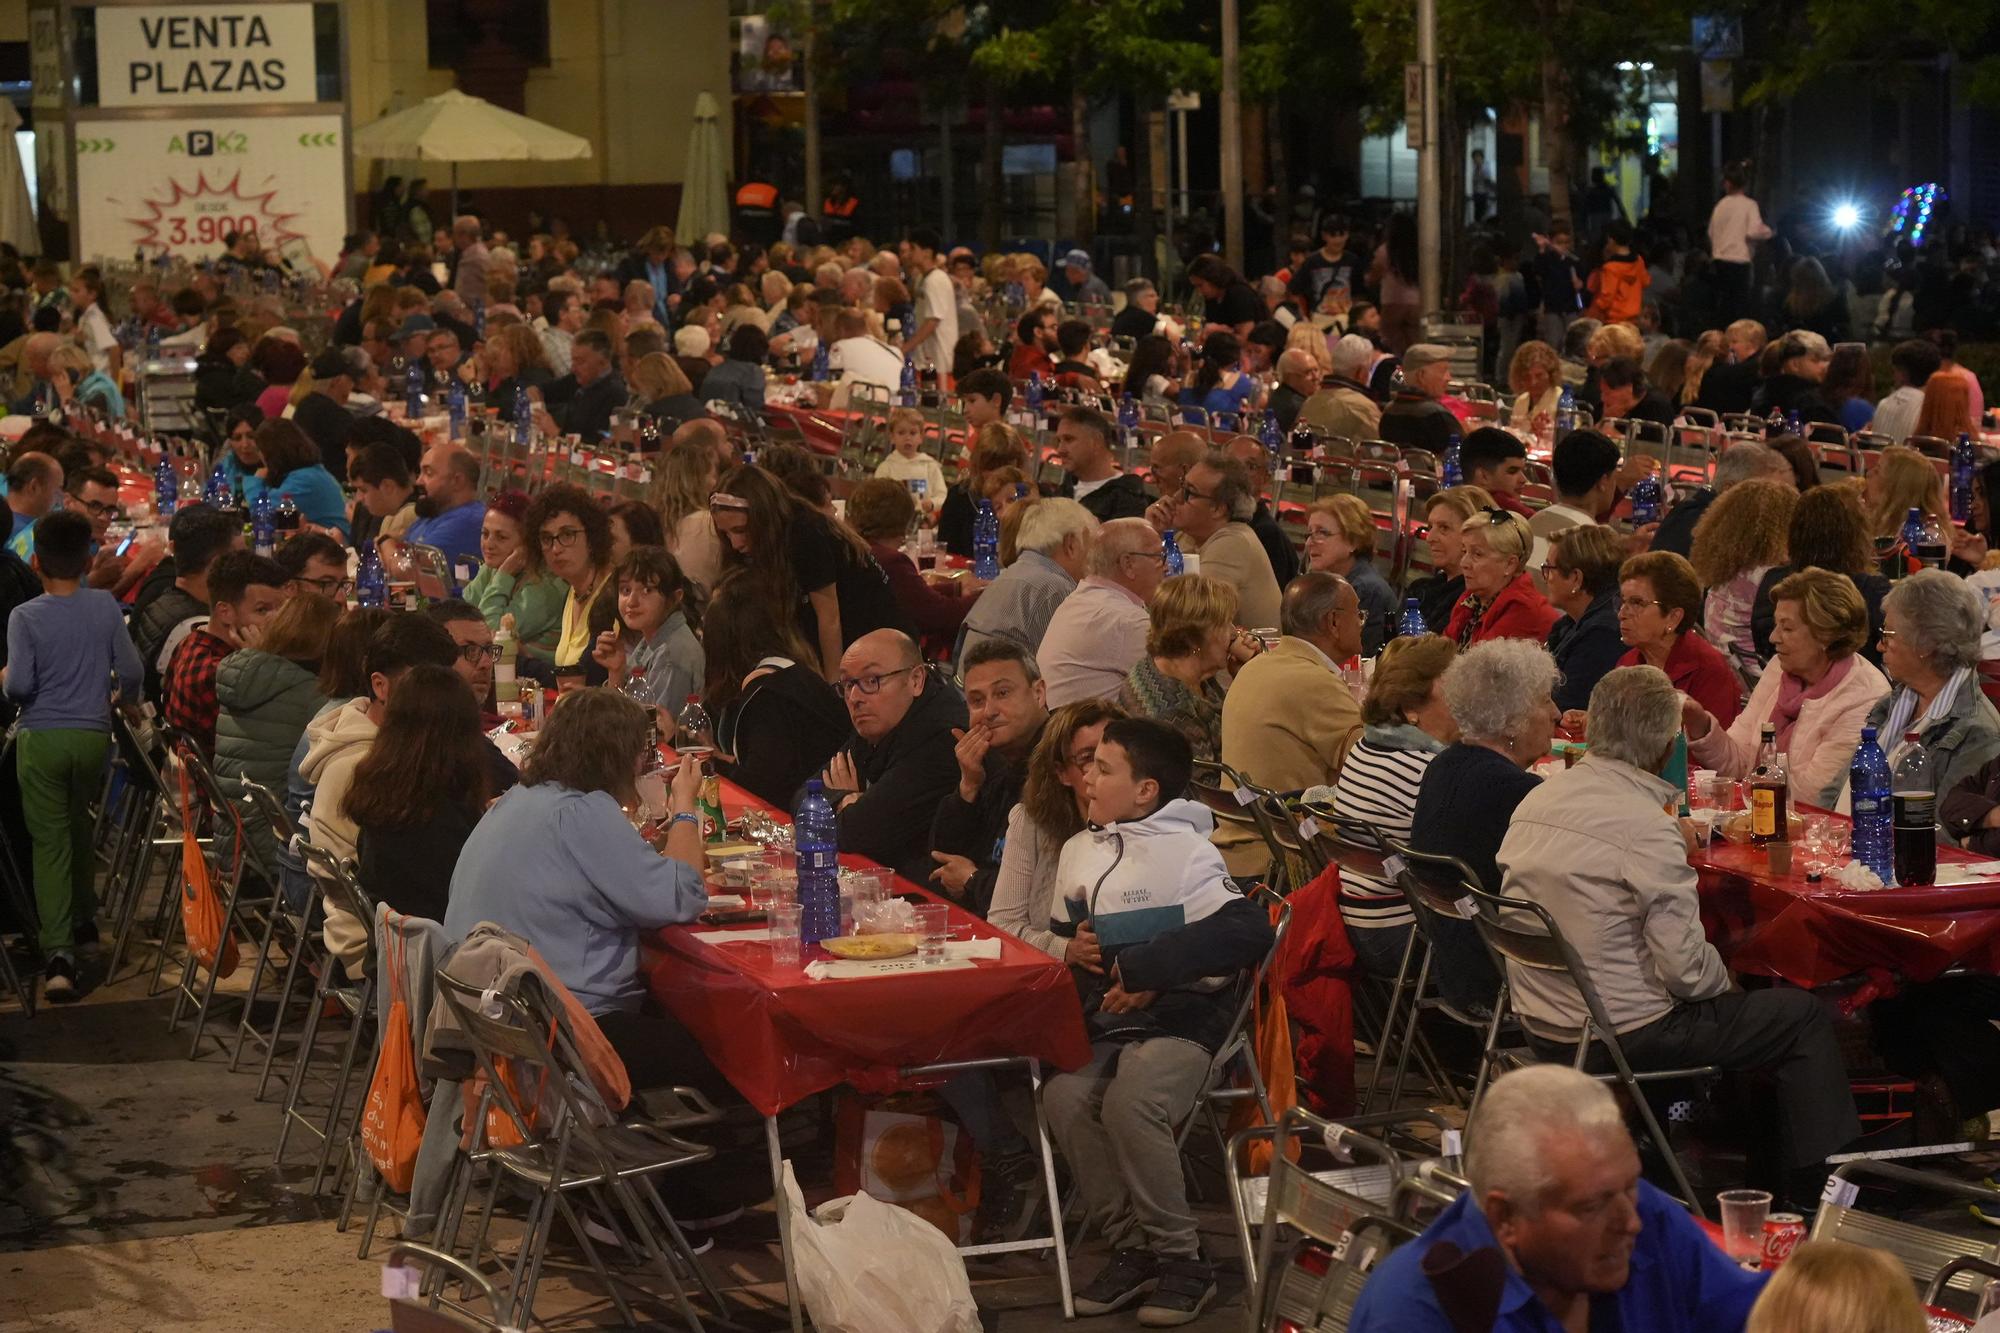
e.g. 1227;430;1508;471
676;92;729;245
350;88;592;217
0;101;36;253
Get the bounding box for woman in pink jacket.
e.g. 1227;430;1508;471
1682;568;1887;807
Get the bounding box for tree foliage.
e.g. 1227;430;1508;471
1740;0;2000;107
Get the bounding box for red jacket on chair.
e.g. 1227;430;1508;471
1274;863;1359;1116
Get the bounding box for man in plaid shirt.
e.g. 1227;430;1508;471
163;551;289;753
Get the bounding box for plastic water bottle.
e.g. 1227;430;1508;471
972;498;1001;581
251;492;275;557
512;382;532;446
1118;392;1139;446
676;694;712;748
1397;598;1428;639
204;464;230;508
154;455;179;517
1258;408;1282;456
1952;431;1975;523
405;361;424;417
1850;726;1892;884
898;358;917;406
1766;406;1786;437
356;541;387;608
145;324;161;362
1025;371;1044;413
1892;733;1937;887
447;378;467;439
1786;409;1804;437
1628;465;1663;525
1442;433;1462;486
1162;529;1185;576
811;340;830;382
274;494;301;538
1555;387;1576;439
793;778;842;946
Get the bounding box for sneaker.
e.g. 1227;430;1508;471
44;956;80;1004
975;1150;1042;1243
1136;1258;1217;1327
1072;1248;1159;1317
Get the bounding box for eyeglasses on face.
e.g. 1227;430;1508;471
458;641;500;664
75;497;119;518
539;526;586;550
835;664;918;697
1617;599;1666;616
294;575;355;598
1179;484;1222;506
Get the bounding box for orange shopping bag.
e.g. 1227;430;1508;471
177;761;238;978
360;922;427;1192
1227;893;1300;1174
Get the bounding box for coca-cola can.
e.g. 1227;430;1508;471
1763;1213;1806;1267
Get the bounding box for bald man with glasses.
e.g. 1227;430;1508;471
810;629;968;882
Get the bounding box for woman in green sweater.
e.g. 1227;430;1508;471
462;489;565;662
215;593;340;876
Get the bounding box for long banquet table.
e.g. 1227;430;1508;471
640;761;1090;1329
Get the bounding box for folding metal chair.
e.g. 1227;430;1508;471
166;733;278;1060
0;726;37;1016
431;968;727;1331
103;710;181;985
235;779;325;1098
1454;877;1719;1217
1814;1159;2000;1306
278;838;378;1196
1175;885;1293;1164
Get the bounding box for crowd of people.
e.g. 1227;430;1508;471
4;179;2000;1329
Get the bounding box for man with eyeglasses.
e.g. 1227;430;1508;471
812;628;967;883
1142;449;1283;631
426;598;503;723
64;465;145;596
275;532;353;604
1039;518;1167;707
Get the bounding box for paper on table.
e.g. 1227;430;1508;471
705;894;745;909
1934;862;2000;887
805;957;976;980
691;927;772;943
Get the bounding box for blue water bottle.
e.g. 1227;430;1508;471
356;541;387;608
1555;387;1576;439
404;361;424;417
1952;432;1975;523
1118;392;1139;444
512;382;532;446
811;340;830;382
898;359;917;406
1162;529;1185;576
1025;371;1044;413
154;455;179;517
1442;433;1463;486
1850;725;1893;884
145;324;161;362
1397;598;1428;638
792;778;842;946
973;499;1001;580
1629;466;1663;524
447;378;467;439
204;464;230;508
1258;409;1282;455
251;492;275;557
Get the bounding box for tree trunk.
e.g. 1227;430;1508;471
1267;99;1291;267
1538;0;1574;230
1132;97;1160;282
1071;81;1095;245
1440;67;1464;312
981;73;1005;253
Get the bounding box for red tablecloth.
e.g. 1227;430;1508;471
642;778;1091;1117
1694;813;2000;988
763;401;852;456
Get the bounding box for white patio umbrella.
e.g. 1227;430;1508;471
676;91;729;245
0;101;37;253
350;88;593;217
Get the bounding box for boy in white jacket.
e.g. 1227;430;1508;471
1045;718;1273;1324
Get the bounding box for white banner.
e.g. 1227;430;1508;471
96;4;318;109
75;113;345;264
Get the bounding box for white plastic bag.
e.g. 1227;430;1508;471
782;1161;981;1333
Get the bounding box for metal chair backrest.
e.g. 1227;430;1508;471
1456;880;1616;1051
171;729;248;851
293;836;376;932
111;709;169;793
1208;884;1293;1082
1189;759;1268;840
1813;1159;2000;1299
1376;837;1484;940
1309;813;1393;885
1255;792;1327;882
237;779;296;852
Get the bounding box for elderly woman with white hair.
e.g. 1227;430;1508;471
1750;328;1839;425
1349;1065;1767;1330
1867;569;2000;836
1499;664;1862;1197
1405;638;1560;1010
955;496;1098;661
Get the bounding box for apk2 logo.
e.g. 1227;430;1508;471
169;129;249;157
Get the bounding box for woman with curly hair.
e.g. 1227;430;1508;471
987;699;1124;961
1506;339;1562;432
1691;478;1795;684
1750;480;1890;664
521;482;617;687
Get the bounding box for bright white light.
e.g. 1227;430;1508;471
1832;202;1861;231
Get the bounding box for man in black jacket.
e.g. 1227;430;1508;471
534;330;627;444
1056;406;1151;521
814;630;968;883
929;641;1048;915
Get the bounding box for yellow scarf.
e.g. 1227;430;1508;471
555;569;613;669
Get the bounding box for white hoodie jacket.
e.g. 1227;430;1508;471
1053;798;1239;951
299;696;378;971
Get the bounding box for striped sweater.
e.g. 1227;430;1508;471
1328;733;1438;929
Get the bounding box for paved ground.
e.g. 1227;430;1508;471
0;936;1247;1331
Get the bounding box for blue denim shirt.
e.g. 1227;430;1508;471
1349;1181;1765;1333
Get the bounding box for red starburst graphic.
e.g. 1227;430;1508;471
123;171;305;251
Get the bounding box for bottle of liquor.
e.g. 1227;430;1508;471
1892;732;1937;886
1748;723;1789;846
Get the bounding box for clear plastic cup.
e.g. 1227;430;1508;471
769;901;803;967
1718;1189;1772;1267
913;903;950;966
